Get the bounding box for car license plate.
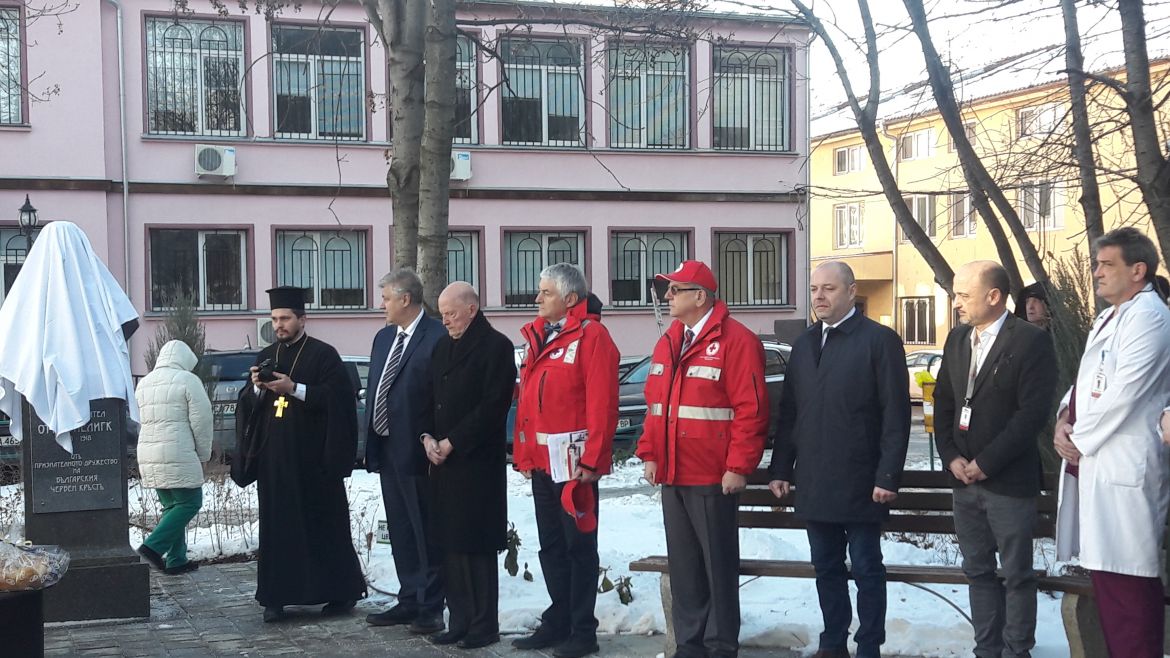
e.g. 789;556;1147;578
0;435;19;446
215;402;237;416
617;418;631;429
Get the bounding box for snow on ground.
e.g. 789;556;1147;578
3;460;1073;657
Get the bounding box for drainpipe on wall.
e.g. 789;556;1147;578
103;0;130;286
878;119;898;329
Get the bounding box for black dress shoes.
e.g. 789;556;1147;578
365;604;417;626
262;606;285;623
163;561;198;575
321;600;356;617
428;629;466;645
408;613;444;635
136;545;165;571
512;626;568;650
553;636;600;658
458;633;500;649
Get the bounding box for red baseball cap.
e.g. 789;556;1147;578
655;260;717;292
560;480;597;534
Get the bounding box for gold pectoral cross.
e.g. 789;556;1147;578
273;395;289;418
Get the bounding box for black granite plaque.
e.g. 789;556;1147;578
26;399;123;514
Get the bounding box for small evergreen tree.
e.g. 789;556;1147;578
144;290;211;384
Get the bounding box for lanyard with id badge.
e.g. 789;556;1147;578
1091;350;1108;398
959;334;983;431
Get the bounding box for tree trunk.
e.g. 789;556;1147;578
792;0;955;294
382;0;427;270
1061;0;1105;309
1118;0;1170;269
903;0;1050;292
417;0;457;312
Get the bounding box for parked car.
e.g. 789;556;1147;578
906;349;944;402
613;339;792;451
201;350;369;465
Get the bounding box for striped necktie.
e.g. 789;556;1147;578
372;330;407;436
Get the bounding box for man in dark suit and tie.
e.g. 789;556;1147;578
933;261;1057;658
768;261;910;658
364;268;446;634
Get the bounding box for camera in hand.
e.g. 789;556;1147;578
257;358;279;383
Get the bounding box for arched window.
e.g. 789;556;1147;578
146;17;245;136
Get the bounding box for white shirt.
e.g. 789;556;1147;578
971;310;1010;375
391;307;425;358
685;307;716;342
822;307;856;347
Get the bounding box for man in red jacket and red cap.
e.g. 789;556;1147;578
512;263;619;658
636;260;769;658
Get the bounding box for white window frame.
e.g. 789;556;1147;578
950;193;976;238
713;47;790;152
145;17;246;137
948;121;976;152
900;296;936;345
833;145;863;175
0;7;23;125
899;194;936;240
503;231;586;306
446;230;480;292
501;40;585;147
149;229;247;312
716;232;790;306
1019;181;1062;231
833;203;863;249
275;230;367;310
272;25;365;141
607;44;689;149
610;231;689;306
454;36;478;145
1017;103;1060;139
898;129;933;161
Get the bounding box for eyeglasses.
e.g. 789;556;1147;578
666;285;703;295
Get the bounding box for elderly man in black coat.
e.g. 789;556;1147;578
768;261;911;658
421;281;516;650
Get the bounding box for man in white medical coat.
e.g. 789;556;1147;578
1054;227;1170;658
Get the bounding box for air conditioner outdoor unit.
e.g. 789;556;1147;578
195;144;237;177
256;317;276;348
450;150;472;181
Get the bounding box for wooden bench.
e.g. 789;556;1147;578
630;469;1108;657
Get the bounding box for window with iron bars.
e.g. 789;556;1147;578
610;231;688;306
501;38;584;147
275;230;366;309
149;229;247;311
0;7;22;125
0;228;37;307
713;47;789;151
454;36;477;144
447;230;480;292
145;18;245;137
607;44;688;149
900;297;936;345
504;231;584;306
716;232;789;306
272;25;365;140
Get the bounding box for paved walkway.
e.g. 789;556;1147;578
44;562;800;657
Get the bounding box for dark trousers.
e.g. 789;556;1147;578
379;467;444;615
531;470;599;642
953;484;1037;658
806;520;885;658
662;484;741;658
1090;569;1165;658
443;551;498;638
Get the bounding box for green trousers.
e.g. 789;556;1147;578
143;487;203;569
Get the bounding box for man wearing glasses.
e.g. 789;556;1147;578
636;260;769;658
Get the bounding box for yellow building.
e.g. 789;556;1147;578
810;47;1170;351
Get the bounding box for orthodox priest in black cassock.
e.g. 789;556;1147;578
234;286;366;622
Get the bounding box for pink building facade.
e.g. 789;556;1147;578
0;1;810;372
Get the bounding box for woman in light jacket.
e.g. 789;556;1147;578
135;340;213;575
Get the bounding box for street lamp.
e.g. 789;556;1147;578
17;194;37;252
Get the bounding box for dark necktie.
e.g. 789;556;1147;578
372;330;407;436
680;329;695;357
